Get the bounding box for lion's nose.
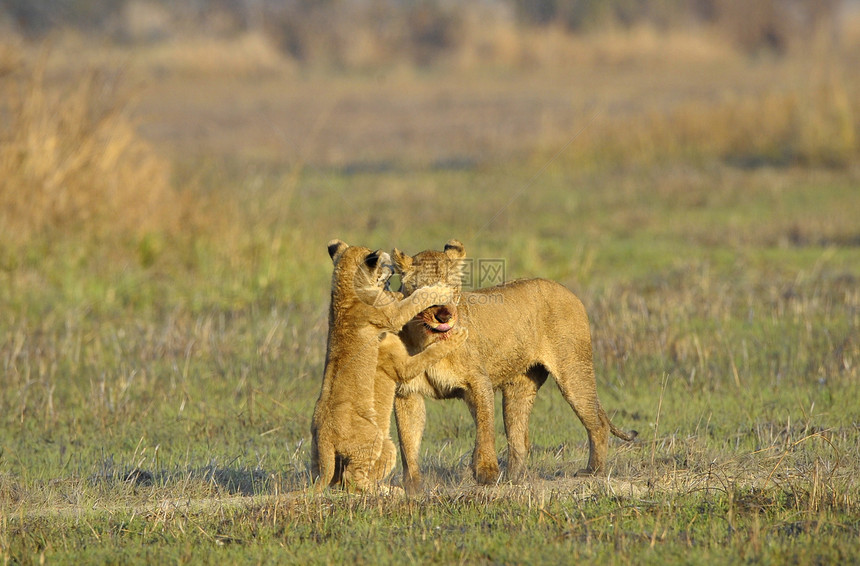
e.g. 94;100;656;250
434;308;452;324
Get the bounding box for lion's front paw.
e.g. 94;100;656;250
402;472;424;496
474;462;501;485
424;283;456;305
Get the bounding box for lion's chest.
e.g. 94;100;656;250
399;359;466;400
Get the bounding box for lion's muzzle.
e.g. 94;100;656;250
420;305;458;334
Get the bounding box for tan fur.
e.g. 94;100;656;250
370;328;468;483
391;239;637;492
310;239;460;492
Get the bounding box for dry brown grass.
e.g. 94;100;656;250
515;24;738;69
121;32;293;77
540;62;858;169
0;53;193;249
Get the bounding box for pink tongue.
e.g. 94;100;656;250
434;323;452;332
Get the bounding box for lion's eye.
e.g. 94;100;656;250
386;274;402;293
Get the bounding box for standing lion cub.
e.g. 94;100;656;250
311;239;463;491
391;239;637;492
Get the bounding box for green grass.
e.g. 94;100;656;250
2;47;860;562
3;157;858;563
4;479;860;563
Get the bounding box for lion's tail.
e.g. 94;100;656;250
610;421;638;442
599;406;638;442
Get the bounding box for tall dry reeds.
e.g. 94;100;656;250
0;54;186;249
549;66;858;169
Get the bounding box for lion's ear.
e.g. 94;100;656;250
392;248;412;271
443;239;466;259
364;250;382;270
327;239;349;263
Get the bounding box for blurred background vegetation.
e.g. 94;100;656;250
0;0;858;327
1;0;857;252
0;0;851;64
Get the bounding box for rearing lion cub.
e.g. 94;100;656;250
391;239;637;492
311;239;464;491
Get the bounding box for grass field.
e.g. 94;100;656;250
1;30;859;563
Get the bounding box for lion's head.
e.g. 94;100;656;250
327;239;396;307
391;239;465;336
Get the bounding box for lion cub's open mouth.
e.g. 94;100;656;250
417;305;458;335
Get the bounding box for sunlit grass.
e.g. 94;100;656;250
1;36;859;564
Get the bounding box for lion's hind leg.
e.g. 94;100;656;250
341;418;387;492
372;438;397;483
545;348;611;476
